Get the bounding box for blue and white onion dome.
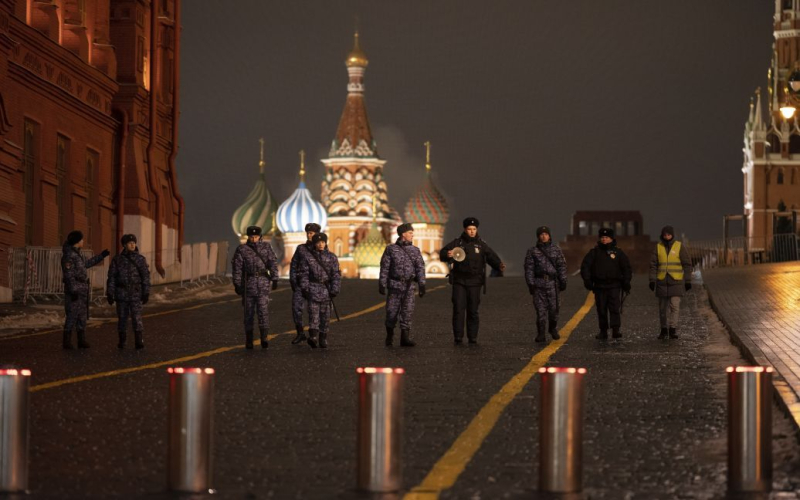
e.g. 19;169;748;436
276;150;327;233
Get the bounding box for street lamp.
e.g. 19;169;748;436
780;86;796;120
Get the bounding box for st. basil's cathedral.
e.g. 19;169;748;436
231;32;450;279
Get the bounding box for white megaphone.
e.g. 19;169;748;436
451;247;466;262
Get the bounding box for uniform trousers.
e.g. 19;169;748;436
533;282;559;334
385;284;416;330
594;287;622;331
291;288;309;328
244;294;270;332
658;296;681;328
309;300;331;334
452;283;482;340
64;293;88;332
116;299;144;333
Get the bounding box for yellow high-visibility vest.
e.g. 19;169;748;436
657;241;684;281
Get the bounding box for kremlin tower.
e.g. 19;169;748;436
231;139;279;245
405;142;450;277
321;32;400;278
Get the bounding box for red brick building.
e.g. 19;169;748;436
0;0;183;300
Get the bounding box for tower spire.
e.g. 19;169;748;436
299;150;306;183
754;87;764;129
424;141;432;173
258;138;265;172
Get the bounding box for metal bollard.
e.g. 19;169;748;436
727;366;773;493
0;368;31;493
538;367;586;493
356;367;404;492
167;367;215;493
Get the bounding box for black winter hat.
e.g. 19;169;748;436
397;223;414;235
66;230;83;246
305;223;322;233
246;226;262;236
463;217;479;228
661;225;675;237
312;233;328;244
598;227;614;238
536;226;551;237
121;234;137;245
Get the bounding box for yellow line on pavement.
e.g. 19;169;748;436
28;285;447;393
404;292;595;500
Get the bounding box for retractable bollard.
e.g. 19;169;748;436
0;368;31;493
356;367;404;493
167;367;215;493
538;367;586;493
727;366;773;493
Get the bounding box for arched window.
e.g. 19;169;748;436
768;133;782;154
789;134;800;155
334;238;343;256
778;168;785;185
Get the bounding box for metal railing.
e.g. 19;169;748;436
686;234;800;269
7;241;231;304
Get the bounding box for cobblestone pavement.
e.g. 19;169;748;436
0;276;798;499
704;263;800;431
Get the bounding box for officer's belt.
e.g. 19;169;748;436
534;274;556;280
248;270;272;278
310;277;329;284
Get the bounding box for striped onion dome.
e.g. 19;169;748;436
231;140;279;237
404;142;449;224
353;222;386;268
277;151;327;233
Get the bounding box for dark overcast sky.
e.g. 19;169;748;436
176;1;773;272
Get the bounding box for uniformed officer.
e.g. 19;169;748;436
289;222;320;345
106;234;150;349
61;230;110;349
298;233;341;349
439;217;505;344
648;225;692;339
580;227;632;340
524;226;568;343
231;226;280;349
379;223;426;347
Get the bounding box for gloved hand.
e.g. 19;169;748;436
272;280;279;291
649;282;656;292
71;292;79;301
559;281;567;292
302;289;311;301
106;295;114;306
583;279;592;291
622;282;631;293
329;291;338;299
528;284;535;295
141;294;149;305
419;284;426;298
100;249;110;259
379;284;386;295
235;286;244;296
685;282;692;291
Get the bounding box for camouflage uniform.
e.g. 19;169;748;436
61;244;106;347
379;238;426;331
298;248;341;346
524;242;567;340
290;242;313;329
232;241;279;347
106;248;150;347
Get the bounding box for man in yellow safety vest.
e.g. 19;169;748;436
648;226;692;339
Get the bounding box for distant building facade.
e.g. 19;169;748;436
560;211;653;274
0;0;184;300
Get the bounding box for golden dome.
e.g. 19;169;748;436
346;32;369;68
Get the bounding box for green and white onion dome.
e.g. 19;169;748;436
353;222;386;268
231;140;279;238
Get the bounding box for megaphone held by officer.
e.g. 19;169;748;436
451;247;466;262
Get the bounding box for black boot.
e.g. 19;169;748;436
400;329;416;347
385;326;394;346
535;326;546;343
307;329;318;349
63;329;73;350
77;330;90;348
245;330;254;349
658;327;668;339
134;331;144;349
117;331;126;349
668;327;679;339
319;331;328;349
291;326;307;345
260;329;269;349
595;329;608;340
612;328;622;339
549;321;561;340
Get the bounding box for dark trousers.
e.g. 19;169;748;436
452;283;482;340
594;287;622;331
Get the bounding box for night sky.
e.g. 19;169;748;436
177;1;773;273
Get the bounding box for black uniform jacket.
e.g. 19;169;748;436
580;241;632;289
439;232;502;287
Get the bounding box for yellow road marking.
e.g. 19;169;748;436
404;292;595;500
28;285;447;393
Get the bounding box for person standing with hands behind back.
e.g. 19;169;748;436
580;227;632;340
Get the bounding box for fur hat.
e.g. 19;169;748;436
305;223;322;233
246;226;262;237
661;225;675;238
397;223;414;236
121;234;137;245
598;227;614;238
463;217;479;228
312;233;328;244
66;230;83;246
536;226;551;237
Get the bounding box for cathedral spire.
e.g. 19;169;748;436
331;30;377;158
754;87;764;129
299;150;306;184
